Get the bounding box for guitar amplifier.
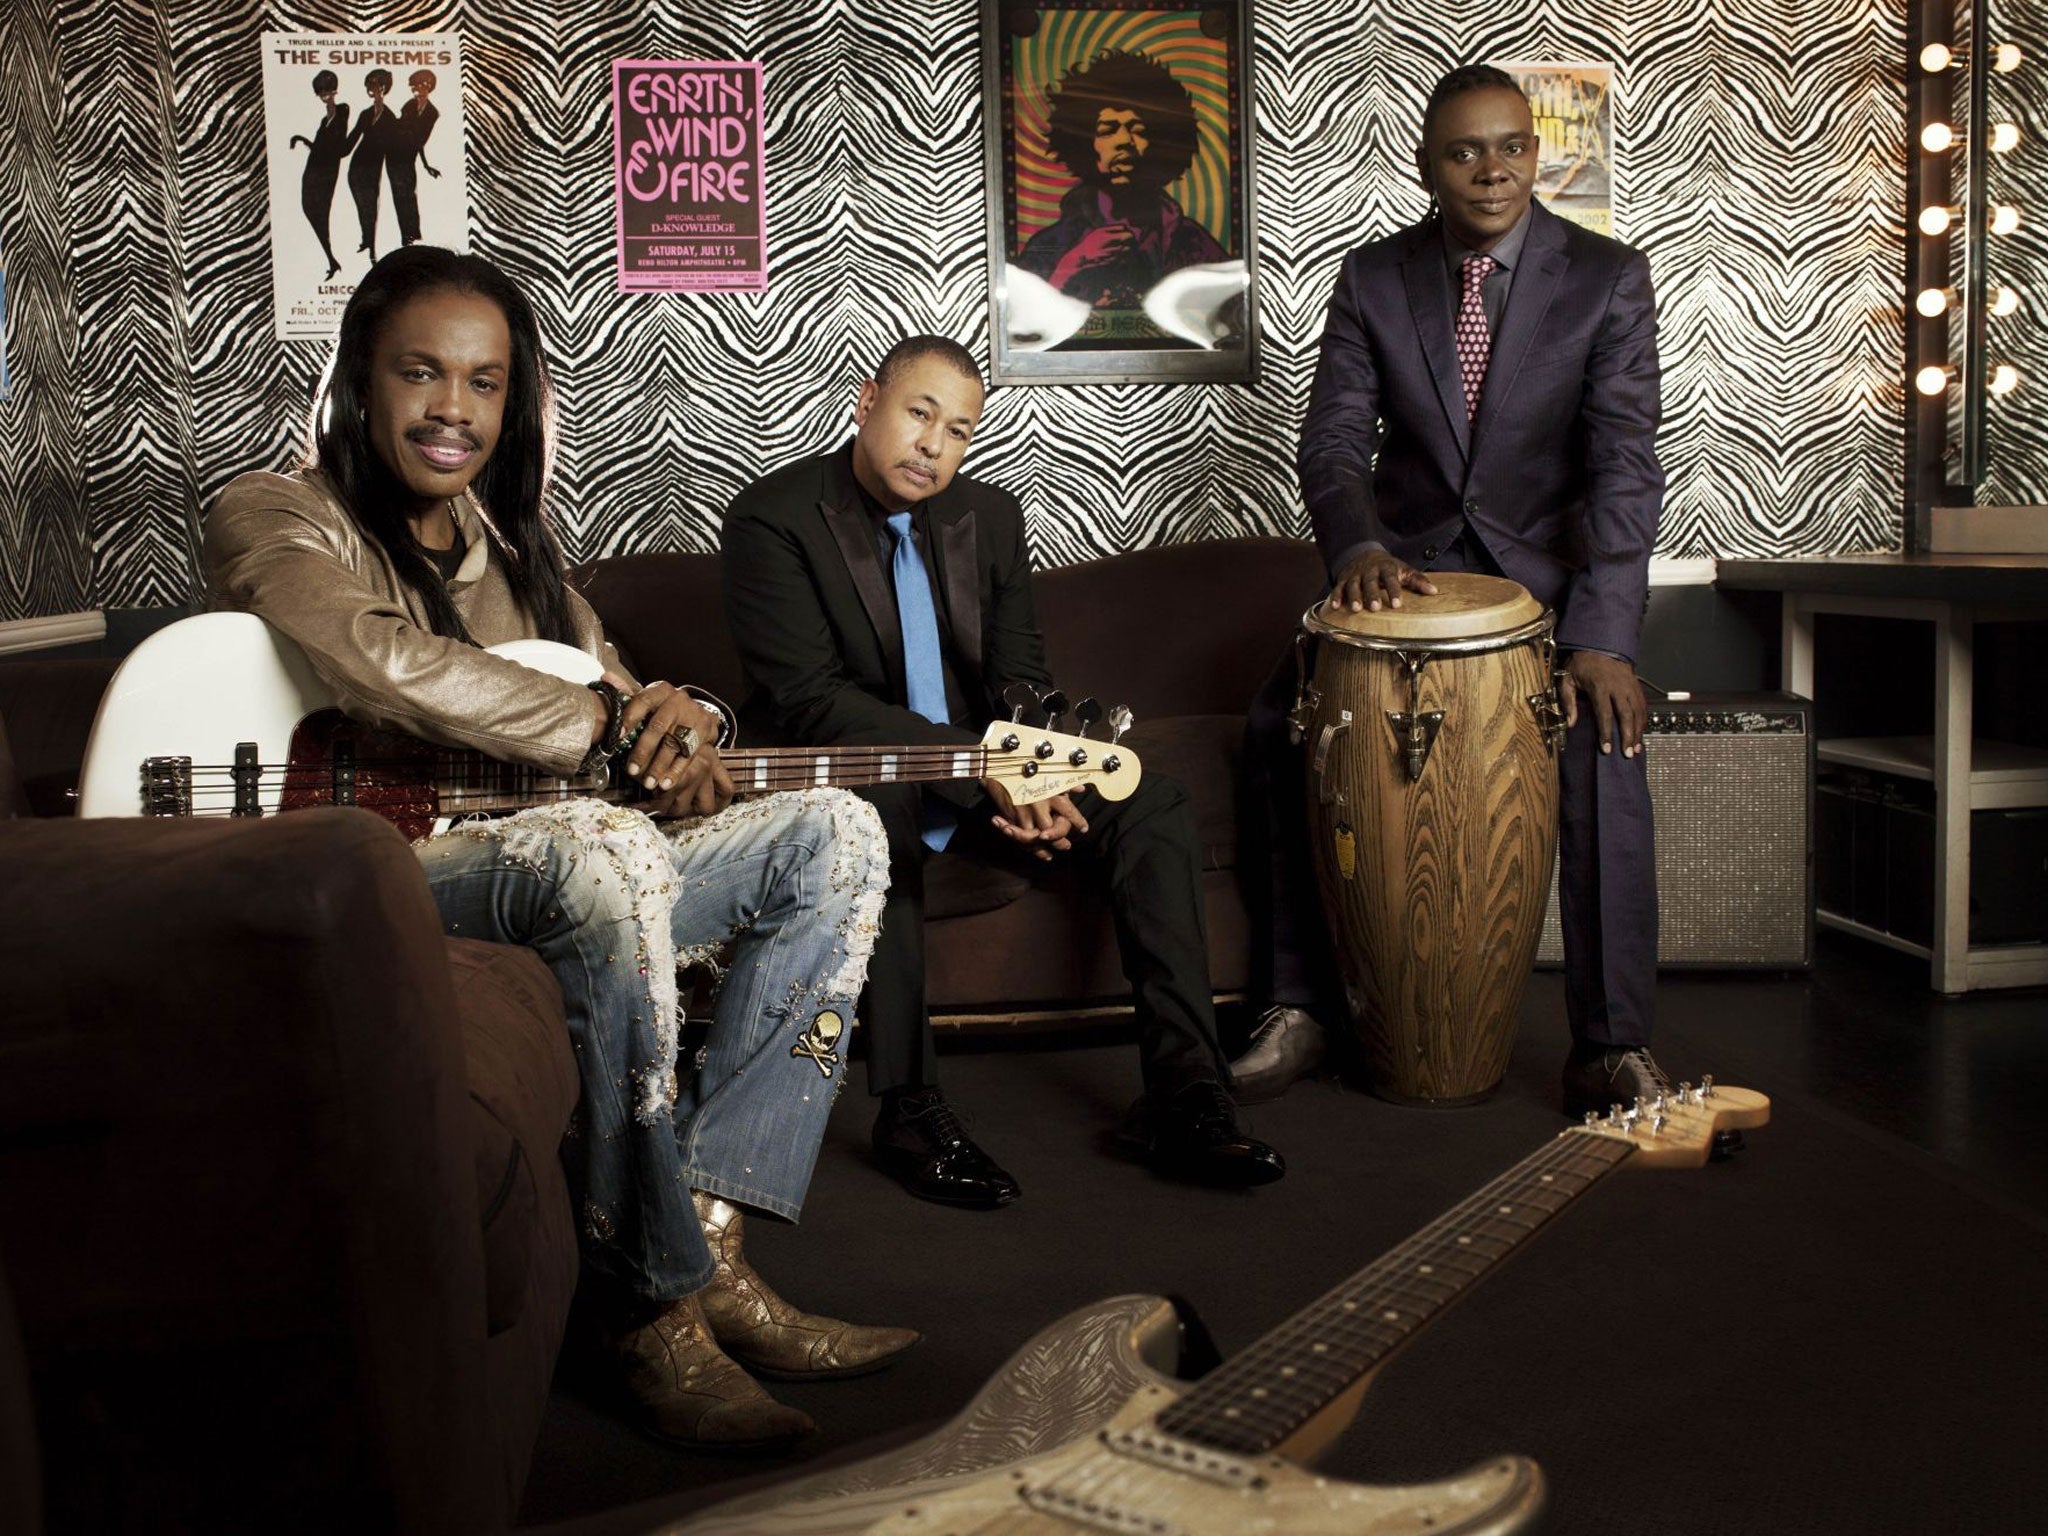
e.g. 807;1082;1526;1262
1536;693;1813;969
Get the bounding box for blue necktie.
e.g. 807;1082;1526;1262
886;512;956;851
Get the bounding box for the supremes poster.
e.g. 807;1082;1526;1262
1505;61;1615;235
613;61;769;292
261;33;469;340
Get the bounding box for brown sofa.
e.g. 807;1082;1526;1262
580;535;1324;1018
0;533;1323;1531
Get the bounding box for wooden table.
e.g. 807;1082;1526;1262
1717;554;2048;993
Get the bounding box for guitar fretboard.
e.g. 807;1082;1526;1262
1156;1129;1636;1456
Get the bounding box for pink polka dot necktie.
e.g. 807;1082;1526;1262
1456;253;1498;421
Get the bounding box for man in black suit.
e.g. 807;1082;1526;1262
721;336;1283;1207
1233;65;1668;1118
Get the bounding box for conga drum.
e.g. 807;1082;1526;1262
1295;572;1563;1104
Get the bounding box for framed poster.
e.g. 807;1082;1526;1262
1502;61;1615;236
981;2;1258;384
612;61;770;293
261;33;469;340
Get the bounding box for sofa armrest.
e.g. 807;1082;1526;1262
0;808;509;1532
0;656;121;816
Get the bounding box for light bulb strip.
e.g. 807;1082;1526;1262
1961;0;1994;481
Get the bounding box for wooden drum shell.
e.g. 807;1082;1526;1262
1300;596;1560;1105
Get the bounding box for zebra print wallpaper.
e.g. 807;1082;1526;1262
3;1;1913;624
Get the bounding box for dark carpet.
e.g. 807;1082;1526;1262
521;954;2048;1534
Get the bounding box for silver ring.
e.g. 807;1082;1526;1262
666;724;701;760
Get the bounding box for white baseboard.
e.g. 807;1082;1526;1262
0;610;107;656
1650;556;1718;587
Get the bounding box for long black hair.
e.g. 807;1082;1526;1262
307;245;576;645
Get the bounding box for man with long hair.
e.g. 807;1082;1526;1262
1016;48;1227;308
204;246;916;1449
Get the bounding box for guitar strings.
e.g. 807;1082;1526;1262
142;744;1016;815
1156;1131;1636;1453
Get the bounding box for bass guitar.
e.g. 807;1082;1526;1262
663;1081;1770;1535
76;611;1141;839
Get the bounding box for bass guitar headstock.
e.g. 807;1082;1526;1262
980;712;1143;805
1570;1077;1771;1169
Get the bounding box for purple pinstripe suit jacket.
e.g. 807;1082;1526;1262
1298;199;1665;661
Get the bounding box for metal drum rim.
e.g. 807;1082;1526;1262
1301;603;1556;656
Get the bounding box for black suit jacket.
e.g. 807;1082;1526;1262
721;447;1053;810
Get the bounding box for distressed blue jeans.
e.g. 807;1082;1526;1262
414;789;888;1302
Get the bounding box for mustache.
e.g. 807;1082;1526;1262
406;425;483;450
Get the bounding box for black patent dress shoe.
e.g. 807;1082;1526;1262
1561;1044;1676;1119
871;1088;1021;1208
1227;1005;1327;1103
1121;1080;1286;1187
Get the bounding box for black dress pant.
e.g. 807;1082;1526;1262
1241;535;1657;1048
855;773;1229;1100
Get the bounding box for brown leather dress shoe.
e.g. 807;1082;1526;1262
1228;1005;1328;1103
694;1191;922;1380
612;1290;814;1450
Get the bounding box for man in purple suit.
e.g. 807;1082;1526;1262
1233;65;1668;1118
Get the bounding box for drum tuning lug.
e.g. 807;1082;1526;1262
1383;709;1445;781
1108;705;1134;743
1528;690;1567;753
1073;698;1103;739
1005;682;1042;723
1313;713;1353;804
1287;685;1322;746
1700;1074;1715;1098
1583;1111;1600;1128
1039;690;1070;731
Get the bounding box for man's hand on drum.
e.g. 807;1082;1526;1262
1558;651;1648;759
612;671;736;818
1333;549;1438;613
984;778;1087;862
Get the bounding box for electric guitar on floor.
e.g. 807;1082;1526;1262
76;611;1141;838
662;1082;1771;1536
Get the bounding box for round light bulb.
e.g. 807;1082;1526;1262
1916;365;1952;396
1992;285;2021;317
1919;205;1956;235
1921;43;1953;72
1994;44;2023;73
1991;364;2020;395
1916;287;1954;317
1921;122;1957;153
1992;204;2021;235
1992;122;2022;153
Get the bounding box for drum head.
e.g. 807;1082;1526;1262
1308;570;1544;643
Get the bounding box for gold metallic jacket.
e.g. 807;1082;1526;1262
204;467;624;778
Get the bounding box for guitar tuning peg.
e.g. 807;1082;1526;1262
1004;682;1042;723
1039;690;1069;731
1108;705;1134;743
1073;698;1103;739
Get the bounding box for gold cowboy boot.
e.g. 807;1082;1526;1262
694;1190;922;1380
612;1289;814;1449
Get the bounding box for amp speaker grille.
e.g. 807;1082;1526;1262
1537;695;1813;969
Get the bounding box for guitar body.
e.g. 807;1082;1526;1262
662;1294;1544;1536
78;613;605;827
